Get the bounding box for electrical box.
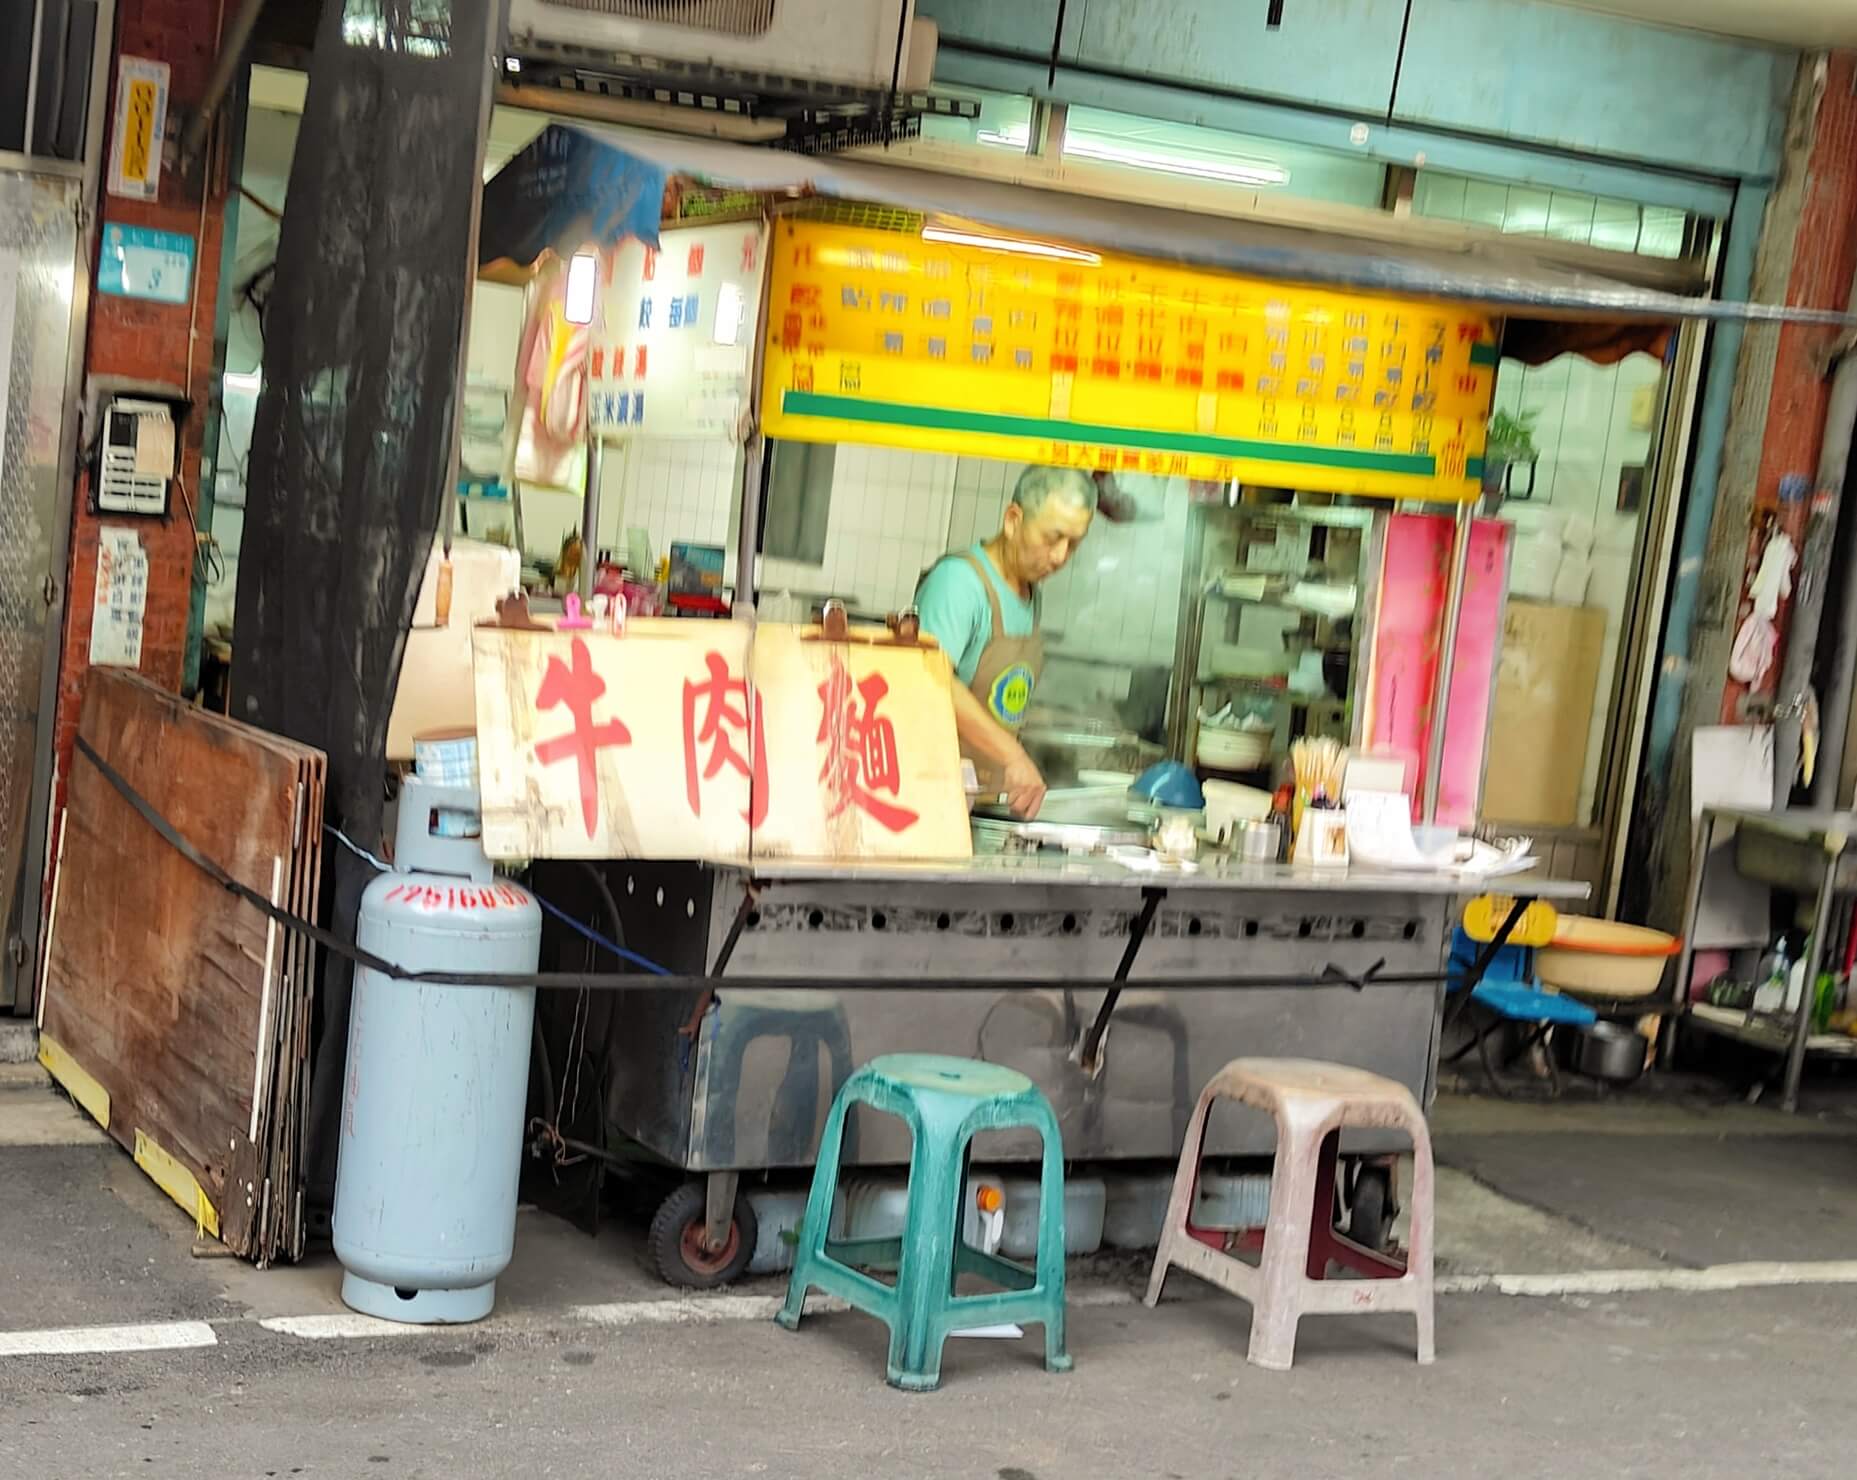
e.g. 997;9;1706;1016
95;398;176;516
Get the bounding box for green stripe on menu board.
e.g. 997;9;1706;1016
1468;343;1500;367
780;392;1442;477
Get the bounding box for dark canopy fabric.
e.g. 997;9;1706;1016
234;0;499;1207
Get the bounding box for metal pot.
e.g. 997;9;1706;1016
1568;1021;1646;1082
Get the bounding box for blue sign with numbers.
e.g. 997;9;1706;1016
99;223;195;305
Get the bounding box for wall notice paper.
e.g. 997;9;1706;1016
90;528;149;667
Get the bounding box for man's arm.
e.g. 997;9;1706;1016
951;684;1045;818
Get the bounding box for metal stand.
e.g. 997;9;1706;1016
1421;503;1473;826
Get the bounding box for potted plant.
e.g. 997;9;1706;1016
1483;409;1540;500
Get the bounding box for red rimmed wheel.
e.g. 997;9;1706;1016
648;1181;757;1288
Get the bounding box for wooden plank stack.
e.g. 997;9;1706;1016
39;671;326;1264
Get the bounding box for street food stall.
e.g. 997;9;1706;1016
436;125;1671;1284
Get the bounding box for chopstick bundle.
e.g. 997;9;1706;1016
1290;736;1348;801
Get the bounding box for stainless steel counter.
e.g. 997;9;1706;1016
539;854;1587;1184
747;853;1591;899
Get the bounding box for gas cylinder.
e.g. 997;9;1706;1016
332;778;540;1324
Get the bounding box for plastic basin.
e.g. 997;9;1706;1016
1535;918;1681;1000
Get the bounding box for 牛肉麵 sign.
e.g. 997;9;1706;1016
471;621;972;862
761;219;1500;502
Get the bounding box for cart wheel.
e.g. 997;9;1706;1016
648;1181;758;1289
1348;1164;1396;1252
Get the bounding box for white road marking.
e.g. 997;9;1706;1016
14;1261;1857;1359
1439;1260;1857;1298
0;1321;217;1357
257;1313;428;1339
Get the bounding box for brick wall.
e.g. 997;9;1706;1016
50;0;230;815
1719;52;1857;721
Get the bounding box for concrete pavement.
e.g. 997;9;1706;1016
6;1061;1857;1476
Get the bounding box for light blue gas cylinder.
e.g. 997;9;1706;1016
332;778;540;1324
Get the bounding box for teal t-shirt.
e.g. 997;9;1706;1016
914;544;1036;687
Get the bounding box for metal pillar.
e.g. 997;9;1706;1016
1421;502;1473;826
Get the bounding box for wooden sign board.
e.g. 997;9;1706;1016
472;620;972;863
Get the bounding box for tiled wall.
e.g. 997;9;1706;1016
595;437;741;570
1492;350;1664;824
760;446;958;614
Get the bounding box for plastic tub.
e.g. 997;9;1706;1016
1536;918;1681;999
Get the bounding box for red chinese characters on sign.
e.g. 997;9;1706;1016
534;637;633;838
683;650;768;827
815;655;917;833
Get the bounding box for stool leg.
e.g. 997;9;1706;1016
1031;1101;1073;1374
1303;1129;1342;1280
1144;1082;1217;1308
887;1122;960;1392
1247;1113;1318;1372
1406;1112;1437;1366
776;1086;855;1333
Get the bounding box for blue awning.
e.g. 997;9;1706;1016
477;123;666;270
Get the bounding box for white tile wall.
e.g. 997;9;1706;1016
596;436;741;571
1492;350;1664;824
759;444;959;614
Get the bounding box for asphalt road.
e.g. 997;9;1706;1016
4;1282;1856;1480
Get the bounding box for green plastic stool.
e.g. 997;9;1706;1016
775;1052;1073;1391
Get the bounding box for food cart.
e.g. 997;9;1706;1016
446;127;1646;1283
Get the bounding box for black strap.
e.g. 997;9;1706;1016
72;732;1437;996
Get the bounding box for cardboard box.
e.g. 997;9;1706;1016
1482;600;1607;827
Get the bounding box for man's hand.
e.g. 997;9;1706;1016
1003;747;1047;819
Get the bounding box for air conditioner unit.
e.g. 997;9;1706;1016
504;0;938;97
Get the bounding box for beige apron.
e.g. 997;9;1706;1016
955;551;1045;798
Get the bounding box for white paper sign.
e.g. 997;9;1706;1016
90;528;149;667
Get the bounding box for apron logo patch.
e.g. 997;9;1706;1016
988;664;1035;726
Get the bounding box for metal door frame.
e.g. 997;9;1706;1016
3;0;114;1014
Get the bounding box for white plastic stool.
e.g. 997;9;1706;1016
1144;1057;1435;1370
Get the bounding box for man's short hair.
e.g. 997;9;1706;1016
1011;465;1098;521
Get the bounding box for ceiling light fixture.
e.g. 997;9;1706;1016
1064;135;1289;188
920;225;1101;264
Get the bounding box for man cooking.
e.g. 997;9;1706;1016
915;465;1097;820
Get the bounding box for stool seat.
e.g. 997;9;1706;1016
777;1053;1072;1391
1145;1056;1435;1371
872;1053;1035;1099
1217;1057;1423;1112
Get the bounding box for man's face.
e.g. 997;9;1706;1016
1006;496;1094;584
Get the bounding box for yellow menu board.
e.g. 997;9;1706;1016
760;219;1500;501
